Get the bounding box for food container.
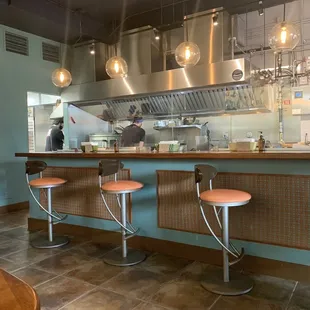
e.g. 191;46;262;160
229;139;257;152
158;141;180;152
154;120;167;128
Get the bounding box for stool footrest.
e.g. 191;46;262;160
125;228;140;240
229;248;245;266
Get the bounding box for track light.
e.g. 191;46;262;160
212;13;219;26
258;1;264;16
89;43;95;55
153;28;160;40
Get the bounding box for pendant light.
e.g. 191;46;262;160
175;3;200;68
106;10;128;79
268;1;300;51
105;45;128;79
52;68;72;88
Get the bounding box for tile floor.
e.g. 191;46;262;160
0;209;309;310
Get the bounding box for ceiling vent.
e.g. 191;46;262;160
5;32;29;56
42;42;60;63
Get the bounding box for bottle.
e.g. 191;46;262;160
258;131;265;152
114;141;119;153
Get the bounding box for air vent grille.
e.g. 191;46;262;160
42;42;60;63
5;32;29;56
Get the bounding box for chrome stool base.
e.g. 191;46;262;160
103;248;146;267
201;269;254;296
31;235;69;249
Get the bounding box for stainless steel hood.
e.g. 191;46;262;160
61;58;274;120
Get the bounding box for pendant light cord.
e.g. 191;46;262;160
283;0;286;22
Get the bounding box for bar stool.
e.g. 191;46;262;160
26;161;69;248
99;159;146;266
195;164;254;296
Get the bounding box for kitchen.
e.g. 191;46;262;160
11;0;310;308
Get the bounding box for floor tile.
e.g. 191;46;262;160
139;253;192;276
0;257;25;272
0;221;22;232
247;274;296;305
65;259;123;285
3;247;60;265
102;267;169;300
0;210;28;225
13;267;56;287
179;261;211;282
288;282;310;310
149;278;218;310
0;235;14;244
57;235;90;251
68;241;115;258
0;239;29;256
35;276;95;310
61;288;141;310
133;302;171;310
33;250;94;275
211;295;285;310
1;226;40;241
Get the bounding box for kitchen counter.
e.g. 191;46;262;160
15;150;310;160
17;150;310;269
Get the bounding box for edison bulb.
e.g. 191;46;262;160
51;68;72;88
175;42;200;68
269;21;300;51
106;56;128;79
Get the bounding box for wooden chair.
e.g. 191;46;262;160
0;269;40;310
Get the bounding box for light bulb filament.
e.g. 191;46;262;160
281;26;287;44
185;46;191;60
114;61;120;73
59;72;65;83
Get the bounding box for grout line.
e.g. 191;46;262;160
57;286;98;310
209;295;222;310
285;281;298;310
32;274;59;289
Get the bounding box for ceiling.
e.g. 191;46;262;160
0;0;292;45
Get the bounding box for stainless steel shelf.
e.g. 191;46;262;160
154;125;202;131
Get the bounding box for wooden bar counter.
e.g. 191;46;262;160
16;151;310;281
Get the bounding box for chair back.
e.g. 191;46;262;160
99;159;124;177
195;165;217;190
25;161;47;175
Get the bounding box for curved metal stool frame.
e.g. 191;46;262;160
99;159;146;267
26;161;69;249
195;164;253;296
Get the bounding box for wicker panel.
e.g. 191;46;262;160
40;167;131;221
157;170;310;250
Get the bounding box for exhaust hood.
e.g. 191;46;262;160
61;58;273;120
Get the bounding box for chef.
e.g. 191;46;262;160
45;118;64;151
121;117;145;147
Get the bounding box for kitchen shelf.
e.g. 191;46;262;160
154;125;202;131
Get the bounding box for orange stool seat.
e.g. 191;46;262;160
29;177;67;189
101;180;143;193
200;189;251;207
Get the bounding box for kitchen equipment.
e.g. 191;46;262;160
154;120;167;128
158;141;180;152
168;120;175;127
229;139;257;152
89;133;119;148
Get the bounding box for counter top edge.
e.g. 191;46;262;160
14;152;310;160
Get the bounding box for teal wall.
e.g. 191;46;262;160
28;157;310;266
0;25;60;206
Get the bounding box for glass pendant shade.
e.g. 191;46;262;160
175;41;200;68
105;56;128;79
51;68;72;88
269;21;300;51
